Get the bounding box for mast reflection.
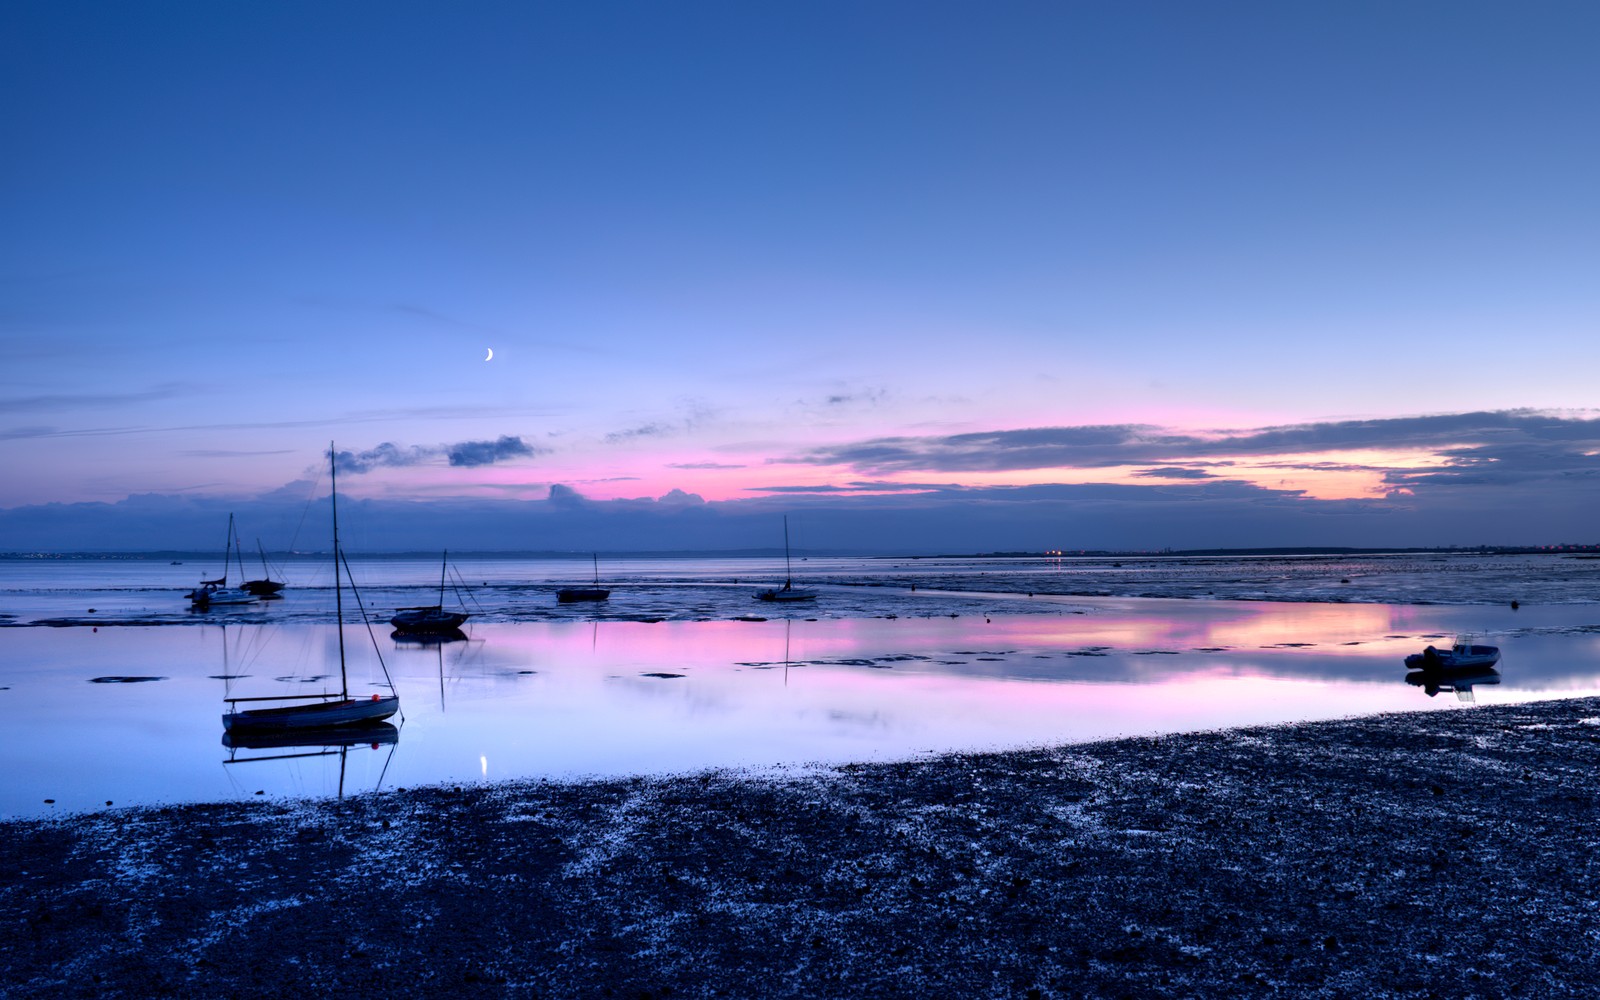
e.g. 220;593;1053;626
222;724;400;798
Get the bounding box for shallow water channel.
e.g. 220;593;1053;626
5;596;1600;818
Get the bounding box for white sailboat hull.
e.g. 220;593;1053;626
755;587;817;602
191;586;258;607
223;694;399;732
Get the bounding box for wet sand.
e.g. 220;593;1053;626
5;695;1600;997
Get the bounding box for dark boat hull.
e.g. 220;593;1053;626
391;627;468;644
241;579;285;595
557;588;611;603
390;607;470;633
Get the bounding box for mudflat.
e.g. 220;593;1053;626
5;696;1599;998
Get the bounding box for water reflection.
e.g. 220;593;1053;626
222;722;400;752
222;723;400;798
11;605;1600;818
391;627;468;645
1405;667;1502;702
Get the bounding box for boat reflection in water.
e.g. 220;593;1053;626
1405;666;1502;702
391;627;468;645
223;723;400;798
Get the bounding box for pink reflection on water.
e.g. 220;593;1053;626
7;597;1600;818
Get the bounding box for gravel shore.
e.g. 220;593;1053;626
6;696;1600;998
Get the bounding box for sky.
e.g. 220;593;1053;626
4;1;1600;552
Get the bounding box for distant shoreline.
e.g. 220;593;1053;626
6;544;1600;560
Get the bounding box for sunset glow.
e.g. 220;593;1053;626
5;5;1599;552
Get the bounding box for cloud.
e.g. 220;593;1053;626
334;442;438;474
181;448;297;458
1133;467;1215;480
752;481;956;495
10;468;1600;554
546;483;589;509
334;435;542;474
0;425;61;440
605;423;672;443
822;387;888;407
0;382;196;414
791;411;1600;477
604;400;718;445
392;302;496;333
658;488;706;506
447;435;539;467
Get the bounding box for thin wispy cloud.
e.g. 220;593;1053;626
751;480;958;495
392;302;499;333
1133;467;1216;480
0;383;196;414
0;425;62;440
821;386;888;408
605;400;718;445
181;448;297;458
605;422;673;443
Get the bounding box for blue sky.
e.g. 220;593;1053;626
4;2;1599;551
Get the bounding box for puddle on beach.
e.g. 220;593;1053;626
4;598;1600;818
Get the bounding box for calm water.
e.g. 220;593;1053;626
4;553;1600;818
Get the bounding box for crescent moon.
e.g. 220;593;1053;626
484;347;494;361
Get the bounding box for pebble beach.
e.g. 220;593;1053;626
6;694;1600;997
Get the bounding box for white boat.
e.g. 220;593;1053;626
1404;636;1501;671
390;550;472;633
192;586;259;607
187;513;258;608
223;444;399;733
755;516;817;602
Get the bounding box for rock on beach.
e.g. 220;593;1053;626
5;697;1600;997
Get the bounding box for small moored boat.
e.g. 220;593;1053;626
390;551;472;634
223;444;398;733
755;515;817;603
1404;636;1501;671
187;514;258;608
241;538;286;596
557;553;611;603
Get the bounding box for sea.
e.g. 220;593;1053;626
4;550;1600;818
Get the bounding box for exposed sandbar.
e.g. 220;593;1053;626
5;697;1600;997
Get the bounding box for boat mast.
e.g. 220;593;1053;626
783;515;793;588
331;442;348;700
592;552;600;586
221;513;234;586
439;550;448;606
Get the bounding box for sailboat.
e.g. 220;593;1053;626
390;551;471;634
222;444;400;732
187;513;259;608
241;538;286;596
557;553;611;603
755;515;817;602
